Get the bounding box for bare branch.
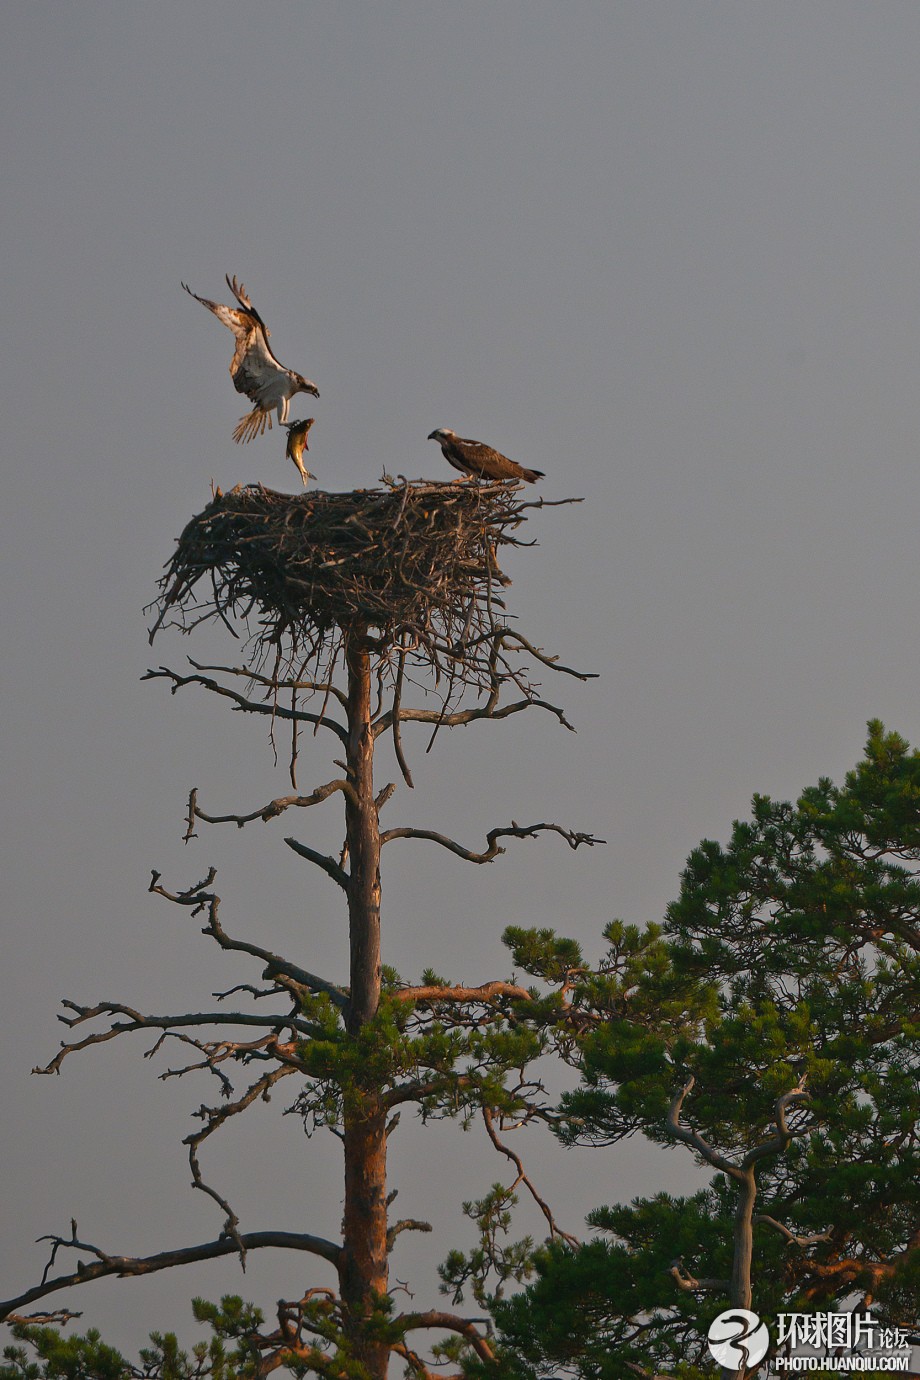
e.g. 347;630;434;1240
755;1215;832;1248
4;1309;83;1326
379;820;603;861
376;693;578;737
393;1310;497;1367
668;1261;730;1293
493;630;598;683
667;1076;812;1182
185;778;358;832
625;1363;681;1380
387;1219;433;1250
149;868;348;1008
184;1059;302;1260
34;1001;315;1076
741;1081;811;1169
143;663;348;744
391;644;415;788
187;659;349;710
258;1288;344;1377
392;979;533;1006
482;1106;579;1247
666;1077;743;1180
384;1074;474;1110
284;836;349;889
0;1228;341;1324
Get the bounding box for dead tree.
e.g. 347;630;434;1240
3;480;599;1378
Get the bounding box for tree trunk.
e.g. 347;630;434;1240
720;1169;757;1380
339;629;389;1378
731;1168;755;1311
344;631;382;1033
340;1100;389;1378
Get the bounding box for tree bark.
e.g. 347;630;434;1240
339;629;389;1378
344;631;381;1033
731;1167;755;1311
718;1169;757;1380
340;1100;389;1378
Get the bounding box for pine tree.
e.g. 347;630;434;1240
487;722;920;1377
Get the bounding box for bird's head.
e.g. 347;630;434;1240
428;428;456;442
293;374;320;399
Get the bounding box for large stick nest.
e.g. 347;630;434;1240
150;480;541;682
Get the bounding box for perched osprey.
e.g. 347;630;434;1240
284;417;315;485
182;275;319;443
427;429;544;484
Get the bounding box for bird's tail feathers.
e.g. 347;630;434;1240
232;407;272;444
521;467;545;483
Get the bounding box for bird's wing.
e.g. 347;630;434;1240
225;275;278;340
439;439;470;475
455;438;522;479
232;336;290;406
184;278;288;403
226;279;295;403
459;438;498;461
182;281;257;340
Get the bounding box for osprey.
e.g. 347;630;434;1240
283;417;315;486
182;275;319;443
427;429;544;484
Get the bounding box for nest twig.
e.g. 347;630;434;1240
149;480;546;693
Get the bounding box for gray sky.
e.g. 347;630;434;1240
4;0;920;1351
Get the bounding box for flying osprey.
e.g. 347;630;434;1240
283;417;315;485
427;429;544;484
182;275;319;443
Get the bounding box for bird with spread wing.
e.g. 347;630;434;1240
427;428;544;484
182;275;319;443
